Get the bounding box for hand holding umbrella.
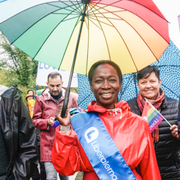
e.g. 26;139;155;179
55;104;71;131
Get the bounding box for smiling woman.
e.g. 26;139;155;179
127;65;180;180
51;60;161;180
137;66;161;100
88;62;122;109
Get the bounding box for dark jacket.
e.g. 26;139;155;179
0;85;38;180
128;96;180;180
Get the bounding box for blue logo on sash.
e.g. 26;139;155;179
71;112;137;180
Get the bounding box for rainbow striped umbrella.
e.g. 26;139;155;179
0;0;169;115
0;0;169;75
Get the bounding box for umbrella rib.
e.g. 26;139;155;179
88;1;169;66
158;65;180;68
47;1;82;14
78;92;93;106
168;45;180;59
119;74;135;100
161;84;180;98
90;5;112;60
88;0;168;28
93;3;168;72
7;3;81;46
64;0;82;13
86;0;101;13
87;16;114;29
85;13;90;76
33;9;81;61
87;0;122;14
0;1;81;25
124;0;169;23
90;4;138;70
57;16;82;70
124;1;170;46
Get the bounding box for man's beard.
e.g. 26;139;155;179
50;91;62;99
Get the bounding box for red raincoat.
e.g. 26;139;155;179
52;101;161;180
33;88;78;161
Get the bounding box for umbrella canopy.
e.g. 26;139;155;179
0;0;170;116
78;40;180;110
0;0;169;75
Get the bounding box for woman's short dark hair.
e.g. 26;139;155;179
137;65;160;81
88;60;122;85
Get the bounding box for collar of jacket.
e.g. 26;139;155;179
42;88;65;102
87;100;131;114
160;96;168;110
1;85;22;100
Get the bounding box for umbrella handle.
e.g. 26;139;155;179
61;87;70;118
61;3;88;117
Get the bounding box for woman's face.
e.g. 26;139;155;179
90;64;121;109
138;72;161;100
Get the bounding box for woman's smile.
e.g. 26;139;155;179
138;72;161;100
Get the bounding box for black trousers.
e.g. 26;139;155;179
32;129;46;180
31;162;46;180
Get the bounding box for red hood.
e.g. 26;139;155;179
41;88;65;101
87;100;131;114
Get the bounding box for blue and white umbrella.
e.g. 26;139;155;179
78;40;180;110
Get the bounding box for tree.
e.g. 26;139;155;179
0;32;38;86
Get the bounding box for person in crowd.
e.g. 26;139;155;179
51;60;161;180
0;85;38;180
26;89;36;118
127;65;180;180
33;72;78;180
26;89;47;180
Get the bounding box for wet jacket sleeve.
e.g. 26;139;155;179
138;122;161;180
33;96;49;130
52;126;92;176
13;98;38;180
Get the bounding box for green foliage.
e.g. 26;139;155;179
0;69;8;85
0;69;36;102
31;60;38;75
71;87;78;94
0;69;78;103
0;33;38;86
0;32;78;103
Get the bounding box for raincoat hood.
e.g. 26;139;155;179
41;87;67;101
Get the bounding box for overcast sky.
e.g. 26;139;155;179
153;0;180;49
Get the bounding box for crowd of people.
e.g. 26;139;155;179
0;61;180;180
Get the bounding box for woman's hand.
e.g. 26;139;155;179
55;104;71;126
170;124;179;140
